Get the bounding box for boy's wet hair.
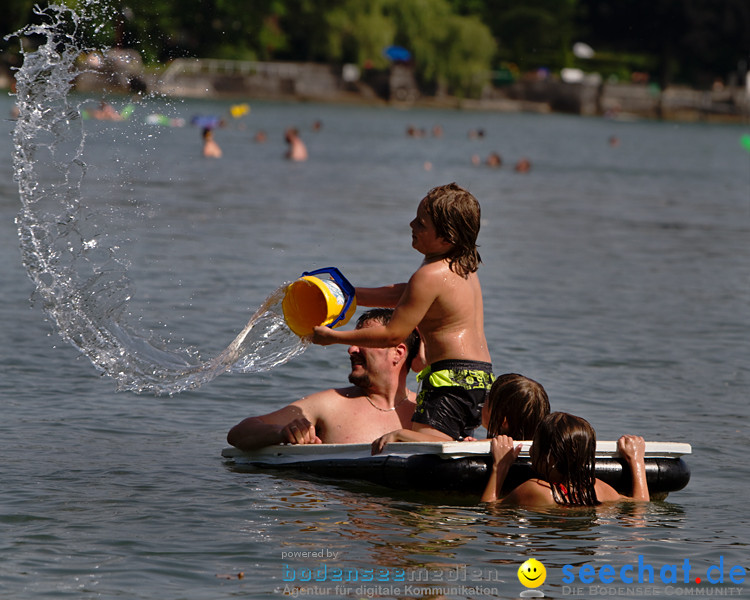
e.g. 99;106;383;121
486;373;550;439
531;412;600;507
421;182;481;277
355;308;421;370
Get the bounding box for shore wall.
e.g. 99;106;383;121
59;56;750;122
503;78;749;121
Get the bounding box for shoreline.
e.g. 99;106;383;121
3;58;748;124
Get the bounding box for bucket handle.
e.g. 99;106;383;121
301;267;355;329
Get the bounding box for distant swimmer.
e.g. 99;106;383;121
284;127;308;161
486;152;502;168
406;125;426;138
254;130;267;143
202;128;222;158
88;101;123;121
514;158;531;173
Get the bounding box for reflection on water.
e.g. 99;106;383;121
232;471;697;598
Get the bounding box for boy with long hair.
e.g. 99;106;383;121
313;183;493;447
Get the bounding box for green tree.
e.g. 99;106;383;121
325;0;396;68
578;0;750;88
389;0;496;97
2;0;37;38
482;0;578;71
296;0;497;97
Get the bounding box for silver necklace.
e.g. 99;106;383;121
365;394;409;412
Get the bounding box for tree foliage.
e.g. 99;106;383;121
578;0;750;87
2;0;748;91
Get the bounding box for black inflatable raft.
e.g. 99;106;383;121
222;440;691;500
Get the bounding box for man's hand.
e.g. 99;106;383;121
281;418;322;445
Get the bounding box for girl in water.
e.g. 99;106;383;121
478;373;550;440
481;412;649;505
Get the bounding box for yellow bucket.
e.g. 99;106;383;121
282;268;357;337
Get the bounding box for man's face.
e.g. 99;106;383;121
347;319;392;388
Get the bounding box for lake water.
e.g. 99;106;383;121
1;57;749;599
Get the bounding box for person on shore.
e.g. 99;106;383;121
284;127;308;161
202;127;222;158
227;309;420;450
480;412;650;505
312;183;493;448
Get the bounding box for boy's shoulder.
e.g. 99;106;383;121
410;258;454;286
413;257;477;282
413;256;453;276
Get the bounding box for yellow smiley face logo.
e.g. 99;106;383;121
518;558;546;588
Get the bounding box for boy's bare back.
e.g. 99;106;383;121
398;257;489;365
312;183;493;441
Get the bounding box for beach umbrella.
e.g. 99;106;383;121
383;45;411;62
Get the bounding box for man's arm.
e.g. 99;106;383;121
227;403;320;451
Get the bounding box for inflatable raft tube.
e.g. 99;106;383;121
222;440;691;500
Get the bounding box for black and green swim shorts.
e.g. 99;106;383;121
412;359;494;440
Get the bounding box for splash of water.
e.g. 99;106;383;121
9;3;308;395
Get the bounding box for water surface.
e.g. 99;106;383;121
1;79;748;599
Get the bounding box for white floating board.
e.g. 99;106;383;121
222;440;691;465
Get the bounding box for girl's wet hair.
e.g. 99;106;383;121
531;412;600;506
421;183;481;277
486;374;550;439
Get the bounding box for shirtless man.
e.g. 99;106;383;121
202;128;222;158
312;183;493;447
226;309;420;450
284;127;308;162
